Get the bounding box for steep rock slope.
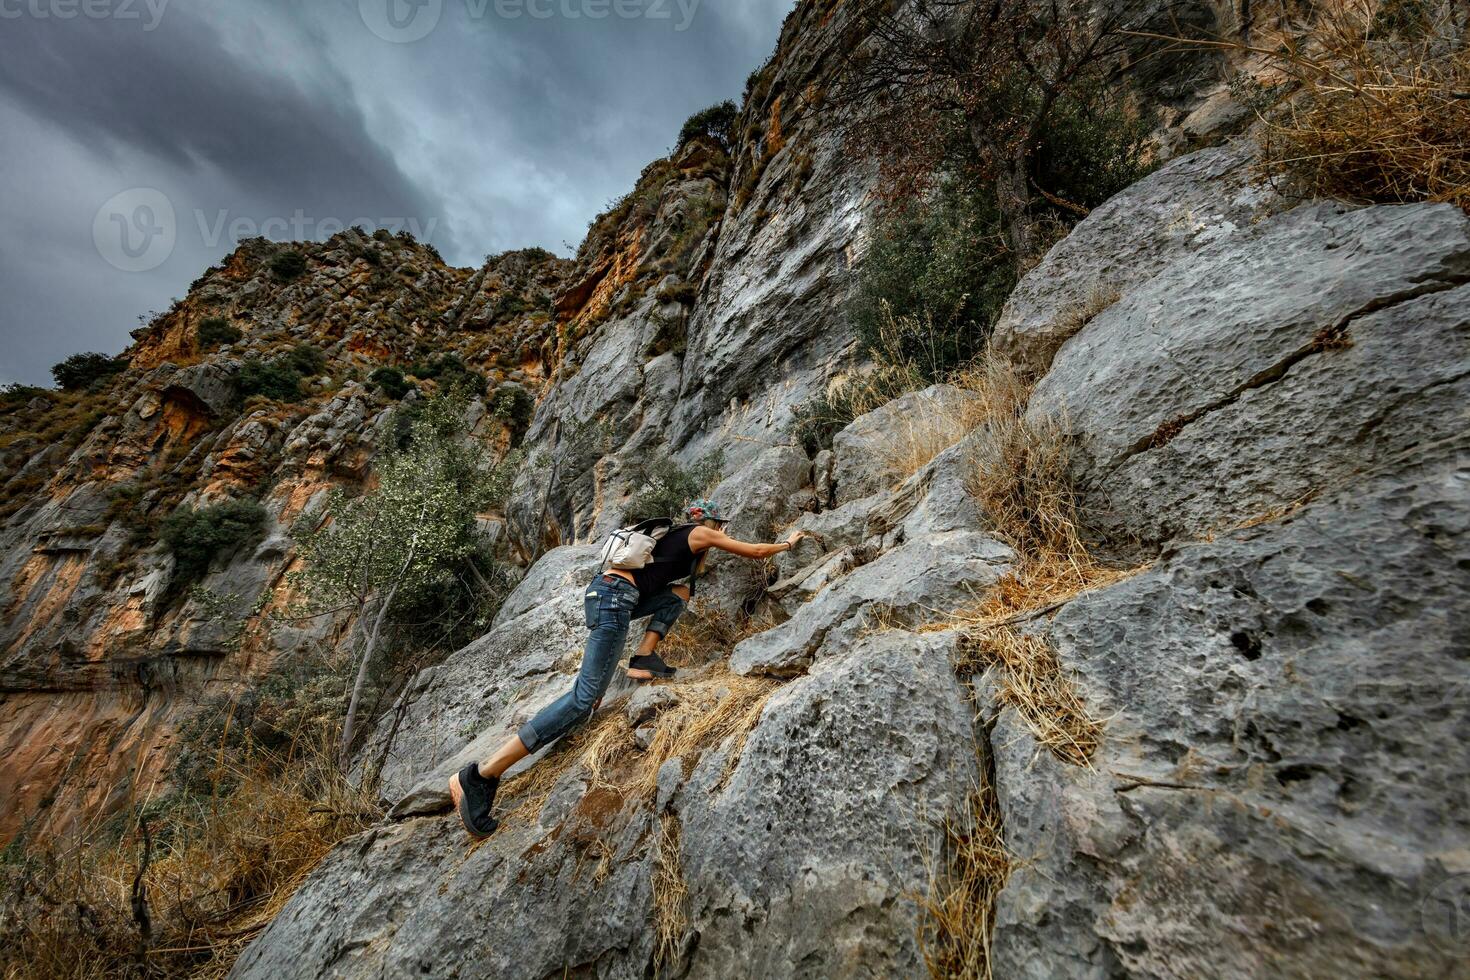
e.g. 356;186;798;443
1;230;571;841
986;145;1470;977
234;140;1469;978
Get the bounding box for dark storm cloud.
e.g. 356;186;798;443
0;5;447;243
0;0;791;384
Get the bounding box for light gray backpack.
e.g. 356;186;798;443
599;518;675;571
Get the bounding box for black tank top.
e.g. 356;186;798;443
631;524;699;595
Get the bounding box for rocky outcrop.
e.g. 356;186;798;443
234;89;1470;976
5;1;1467;976
987;457;1470;979
0;233;568;841
503;2;873;556
978;135;1470;978
1027;196;1470;546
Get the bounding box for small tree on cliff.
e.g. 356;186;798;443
293;396;511;766
838;0;1161;264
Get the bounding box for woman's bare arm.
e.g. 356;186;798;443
690;525;804;559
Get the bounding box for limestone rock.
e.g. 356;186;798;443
731;529;1011;677
991;141;1282;374
231;631;978;980
1029;200;1470;545
987;457;1470;979
831;384;980;506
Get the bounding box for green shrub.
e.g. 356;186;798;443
235;344;324;403
282;343;325;377
489;384;535;448
406;353;487;395
50;352;124;391
626;450;726;521
369;366;413;400
159;498;267;587
1033;84;1155;215
656;281;699;305
0;384;47;407
235;357;304;402
197;316;243;349
850;178;1014;379
848;90;1148;385
269;248;308;281
678;100;739;150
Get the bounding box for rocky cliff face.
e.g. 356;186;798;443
0;144;735;840
228;135;1470;976
6;1;1468;977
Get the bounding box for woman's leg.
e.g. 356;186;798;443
487;575;635;768
628;585;688;679
452;576;636;836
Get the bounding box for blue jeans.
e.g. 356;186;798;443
518;574;686;752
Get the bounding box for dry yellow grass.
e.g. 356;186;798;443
916;770;1012;980
933;347;1149;767
0;739;379;980
1135;1;1469;212
1258;1;1470;213
958;627;1103;767
651;814;688;975
497;664;782;828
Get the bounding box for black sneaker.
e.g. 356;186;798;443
448;762;499;838
628;653;677;681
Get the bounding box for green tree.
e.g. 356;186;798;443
850;177;1015;377
51;352;124;391
292;396;515;764
841;0;1160;263
369;366;413;400
678;100;738;151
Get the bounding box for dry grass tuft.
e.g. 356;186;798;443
957;358;1088;574
655;604;774;670
958;628;1103;767
651;814;689;975
1139;1;1470;212
943;351;1144;766
1259;1;1470;213
917;769;1012;980
878;407;982;483
497;711;637;824
633;666;782;800
0;739;379;980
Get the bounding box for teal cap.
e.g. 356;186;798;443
687;499;729;523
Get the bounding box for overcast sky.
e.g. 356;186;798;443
0;0;791;386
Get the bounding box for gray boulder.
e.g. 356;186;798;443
991;141;1281;373
987;456;1470;979
1029;200;1470;545
676;631;980;978
831;384;980;506
731;529;1011;677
